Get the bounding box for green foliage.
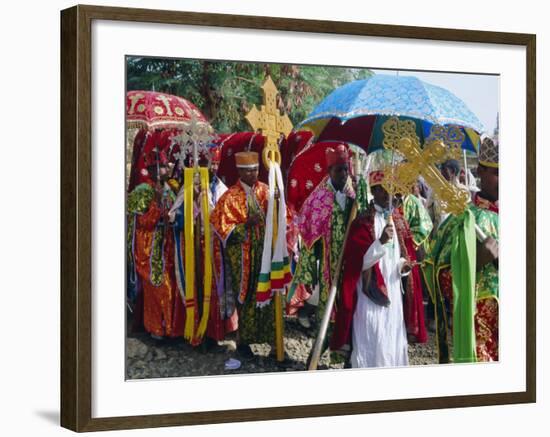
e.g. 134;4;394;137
127;57;372;133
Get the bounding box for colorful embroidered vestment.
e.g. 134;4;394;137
424;193;499;362
210;180;274;345
289;177;355;327
127;182;185;337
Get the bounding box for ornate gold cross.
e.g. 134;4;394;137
245;76;293;168
245;76;293;363
382;117;470;216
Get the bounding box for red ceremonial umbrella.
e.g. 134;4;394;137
280;130;315;183
214;130;314;188
128;129;181;190
126;91;213;191
127;90;211;130
214;132;268;187
286;141;351;213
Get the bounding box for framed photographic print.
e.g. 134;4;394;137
60;4;536;432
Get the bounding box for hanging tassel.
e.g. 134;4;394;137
183;168;196;341
270;164;292;289
256;164;276;306
196;167;213;339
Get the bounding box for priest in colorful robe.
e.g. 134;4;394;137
401;183;433;254
127;150;185;339
424;136;499;363
210;151;272;358
289;144;355;335
400;180;434;338
203;146;239;342
331;170;425;367
168;146;236;346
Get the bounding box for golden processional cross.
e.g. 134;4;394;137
381;117;470;216
245;76;293;363
245;76;293;167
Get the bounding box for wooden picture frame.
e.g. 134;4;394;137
60;4;536;432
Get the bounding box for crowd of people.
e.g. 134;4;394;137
126;134;499;370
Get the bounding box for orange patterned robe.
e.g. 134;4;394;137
210;181;269;304
128;182;185;337
210;180;273;345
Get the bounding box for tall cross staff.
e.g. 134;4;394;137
245;76;293;362
172;116;215;343
381;117;471;216
245;76;293;168
381;120;488;241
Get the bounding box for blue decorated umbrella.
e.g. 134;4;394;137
297;75;488;369
298;74;485;153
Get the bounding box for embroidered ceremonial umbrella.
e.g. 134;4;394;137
298;74;485;154
213;130;313;188
126;91;214;191
286;141;353;213
213;132;269;187
126;90;212;130
280;130;315;182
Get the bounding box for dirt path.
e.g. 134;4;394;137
126;318;438;379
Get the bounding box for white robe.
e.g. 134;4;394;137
168;176;227;222
210;178;228;208
350;207;409;368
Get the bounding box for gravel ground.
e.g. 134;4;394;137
126;317;438;379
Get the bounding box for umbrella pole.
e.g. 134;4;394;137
365;154;373;178
463;150;469;188
387;148;396;229
308;201;358;370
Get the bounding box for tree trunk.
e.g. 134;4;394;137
201;61;218;122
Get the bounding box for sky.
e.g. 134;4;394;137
370;68;500;135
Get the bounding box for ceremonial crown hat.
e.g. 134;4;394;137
367;149;402;187
479;136;499;168
325;144;349;167
235;151;259;168
369;170;385;186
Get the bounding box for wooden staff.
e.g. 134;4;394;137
264;150;285;363
308;200;358;370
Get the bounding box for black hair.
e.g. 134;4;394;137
442;159;460;175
